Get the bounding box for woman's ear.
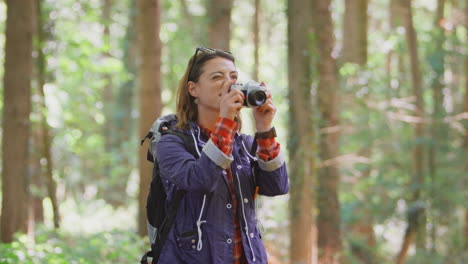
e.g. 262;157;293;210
187;81;199;97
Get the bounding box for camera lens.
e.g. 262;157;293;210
247;89;267;107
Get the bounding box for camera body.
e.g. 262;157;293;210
230;81;267;107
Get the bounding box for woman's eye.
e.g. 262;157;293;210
212;75;222;79
231;75;238;80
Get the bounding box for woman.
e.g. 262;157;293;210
155;47;289;264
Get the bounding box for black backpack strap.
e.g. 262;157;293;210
250;136;258;157
164;130;199;158
241;135;260;197
140;250;152;264
146;130;199;264
152;188;186;263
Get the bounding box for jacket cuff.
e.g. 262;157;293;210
257;150;285;171
203;139;233;169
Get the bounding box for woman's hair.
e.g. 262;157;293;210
176;49;242;130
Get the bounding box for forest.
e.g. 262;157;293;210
0;0;467;263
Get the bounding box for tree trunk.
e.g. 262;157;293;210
343;0;368;65
27;127;44;238
387;0;405;99
311;0;343;263
287;1;316;263
113;0;138;208
464;0;468;251
396;0;426;261
1;0;35;243
100;0;128;207
36;0;60;228
137;0;162;236
207;0;232;50
390;0;404;28
427;0;446;253
253;0;260;82
102;0;114;172
350;147;376;264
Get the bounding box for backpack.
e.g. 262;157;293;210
139;114;259;264
139;114;199;264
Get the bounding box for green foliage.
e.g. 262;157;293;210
0;228;146;264
0;0;466;262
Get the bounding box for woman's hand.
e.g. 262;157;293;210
219;81;244;120
253;82;276;132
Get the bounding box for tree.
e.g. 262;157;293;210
287;0;316;263
396;0;426;262
427;0;446;252
253;0;260;82
207;0;232;50
137;0;163;236
113;0;138;207
343;0;368;65
1;0;35;243
36;0;60;229
311;0;343;262
463;0;468;251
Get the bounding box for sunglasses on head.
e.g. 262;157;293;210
187;47;232;82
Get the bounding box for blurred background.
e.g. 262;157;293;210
0;0;466;263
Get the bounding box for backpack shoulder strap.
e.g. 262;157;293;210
163;130;199;158
145;129;199;264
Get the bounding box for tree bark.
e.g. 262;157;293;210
463;0;468;251
27;127;44;237
100;0;128;207
102;0;114;166
350;147;376;264
396;0;426;261
343;0;368;65
111;0;138;209
427;0;446;253
1;0;35;243
287;1;316;263
137;0;162;236
311;0;343;263
390;0;404;28
36;0;60;228
207;0;232;50
253;0;260;82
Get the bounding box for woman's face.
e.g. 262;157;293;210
188;57;238;113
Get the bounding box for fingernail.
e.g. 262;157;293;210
260;81;266;86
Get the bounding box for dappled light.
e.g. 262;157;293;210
0;0;467;263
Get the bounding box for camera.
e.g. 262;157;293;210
230;81;267;107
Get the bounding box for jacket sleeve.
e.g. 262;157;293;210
156;133;233;193
244;135;289;196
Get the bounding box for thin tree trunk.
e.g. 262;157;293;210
427;0;446;253
178;0;203;44
287;0;316;263
36;0;60;228
350;147;376;264
102;0;114;162
311;0;342;263
390;0;404;28
1;0;35;243
253;0;260;82
343;0;368;65
396;0;426;261
114;0;137;206
100;0;127;207
207;0;232;50
27;127;44;239
137;0;162;236
463;0;468;251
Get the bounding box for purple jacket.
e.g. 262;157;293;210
154;122;289;264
